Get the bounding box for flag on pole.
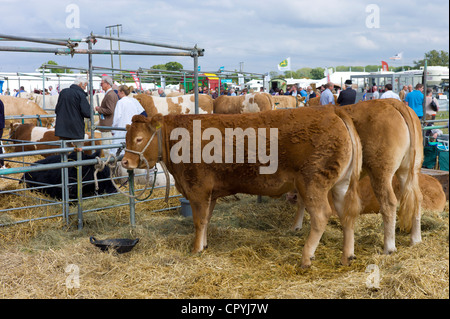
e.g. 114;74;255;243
381;61;389;71
389;52;403;60
129;72;142;90
324;67;333;82
278;57;291;71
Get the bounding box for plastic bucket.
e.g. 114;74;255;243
179;198;192;217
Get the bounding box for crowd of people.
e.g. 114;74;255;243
1;75;444;167
311;80;440;122
54;75;145;157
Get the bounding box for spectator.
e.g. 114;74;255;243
110;85;145;156
319;82;335;105
210;88;218;99
337;80;357;106
425;88;439;129
286;85;297;96
229;89;236;96
306;86;316;101
0;98;5;169
157;87;166;97
380;83;401;101
299;87;307;98
405;83;425;119
49;86;58;96
15;86;26;97
371;85;379;99
95;75;118;145
54;76;91;148
398;85;408;102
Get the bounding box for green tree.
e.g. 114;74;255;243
364;65;380;72
413;50;449;68
165;61;183;72
310;67;325;80
40;60;73;73
149;61;184;86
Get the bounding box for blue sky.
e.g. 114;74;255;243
0;0;448;74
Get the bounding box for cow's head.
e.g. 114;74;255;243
121;113;163;170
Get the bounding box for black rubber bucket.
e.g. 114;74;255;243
90;237;139;254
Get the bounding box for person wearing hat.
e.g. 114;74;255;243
337;79;357;106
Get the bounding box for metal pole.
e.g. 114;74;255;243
128;170;136;227
88;37;95;147
193;47;199;114
0;33;79;48
42;67;46;110
422;59;428;145
90;33;204;53
76;149;83;230
117;25;122;72
61;141;70;225
0;46;196;56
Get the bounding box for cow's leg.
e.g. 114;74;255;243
300;190;332;268
190;199;212;253
370;174;397;254
395;169;422;246
202;198;216;249
291;195;306;231
331;183;358;266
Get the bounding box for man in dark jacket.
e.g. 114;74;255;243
337;79;357;106
55;76;91;146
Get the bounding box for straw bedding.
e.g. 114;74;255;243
0;174;448;298
0;145;448;299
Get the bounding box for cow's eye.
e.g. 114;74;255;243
136;137;143;144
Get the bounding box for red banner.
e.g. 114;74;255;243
381;61;389;72
129;72;142;90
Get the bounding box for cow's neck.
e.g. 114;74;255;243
155;121;173;174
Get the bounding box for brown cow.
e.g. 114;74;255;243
8;123;102;156
134;94;213;117
0;95;53;127
299;99;423;256
307;95;339;106
121;107;363;267
213;93;274;114
273;95;297;108
287;173;446;224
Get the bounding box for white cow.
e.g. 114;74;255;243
134;93;213;116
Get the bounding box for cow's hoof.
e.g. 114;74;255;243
384;247;397;255
342;255;356;266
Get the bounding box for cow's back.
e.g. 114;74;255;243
163;107;353;197
1;95;49;125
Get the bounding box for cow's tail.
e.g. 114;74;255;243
390;100;423;231
335;108;362;228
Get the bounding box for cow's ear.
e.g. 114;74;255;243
150;113;163;130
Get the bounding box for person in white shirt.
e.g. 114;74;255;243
110;85;144;156
380;83;401;101
49;86;58;96
371;85;379;99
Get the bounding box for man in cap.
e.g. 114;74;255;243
54;76;91;148
336;80;357;106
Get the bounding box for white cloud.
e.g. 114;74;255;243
0;0;448;73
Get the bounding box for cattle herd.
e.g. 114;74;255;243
1;91;447;268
